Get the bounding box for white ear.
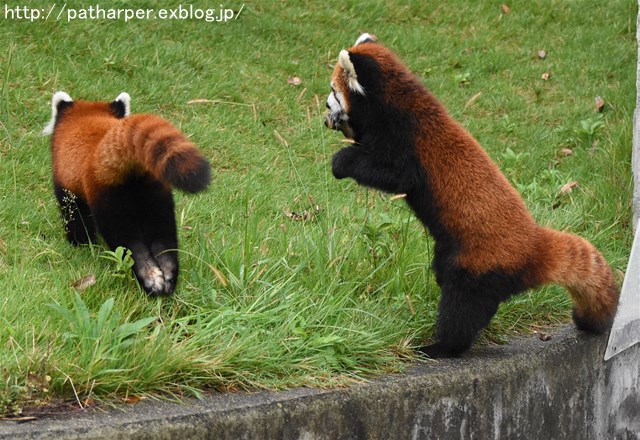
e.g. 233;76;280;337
42;91;73;135
338;50;365;95
114;92;131;116
354;33;376;46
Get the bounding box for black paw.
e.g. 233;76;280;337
331;147;359;180
133;255;178;296
418;342;462;359
136;263;176;296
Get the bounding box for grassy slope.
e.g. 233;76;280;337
0;0;636;411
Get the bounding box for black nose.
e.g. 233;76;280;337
326;101;330;109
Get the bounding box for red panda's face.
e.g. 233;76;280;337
324;33;377;140
324;66;354;138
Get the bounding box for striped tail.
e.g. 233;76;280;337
538;227;619;334
96;113;211;192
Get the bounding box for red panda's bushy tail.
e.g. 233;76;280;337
536;227;619;334
96;113;211;193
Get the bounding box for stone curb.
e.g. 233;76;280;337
1;325;638;440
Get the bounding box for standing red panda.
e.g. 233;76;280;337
325;34;620;358
43;92;211;296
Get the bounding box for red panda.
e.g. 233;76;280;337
325;34;620;357
43;92;211;296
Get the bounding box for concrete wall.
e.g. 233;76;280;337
2;326;638;440
634;8;640;227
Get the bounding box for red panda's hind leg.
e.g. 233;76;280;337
420;262;534;358
150;240;179;295
128;240;177;296
91;174;180;296
419;283;502;358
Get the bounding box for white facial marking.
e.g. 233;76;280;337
42;91;73;135
326;81;349;126
114;92;131;116
327;91;341;113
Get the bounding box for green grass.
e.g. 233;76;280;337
0;0;636;413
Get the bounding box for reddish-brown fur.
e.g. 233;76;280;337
327;37;619;354
353;44;618;328
52;101;206;201
47;94;210;295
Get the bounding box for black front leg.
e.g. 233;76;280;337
332;146;417;194
332;145;363;180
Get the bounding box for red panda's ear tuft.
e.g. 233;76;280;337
43;91;73;136
354;33;376;46
111;92;131;118
338;50;365;95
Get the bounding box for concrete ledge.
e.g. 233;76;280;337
1;325;638;440
633;6;640;227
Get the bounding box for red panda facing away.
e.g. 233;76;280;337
43;92;211;296
325;34;620;358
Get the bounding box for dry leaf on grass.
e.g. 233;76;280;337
284;209;318;221
287;76;302;86
71;274;96;292
594;96;605;112
559;181;579;195
285;195;321;222
541;72;551;81
501;4;510;14
537;50;547;59
284;205;321;222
